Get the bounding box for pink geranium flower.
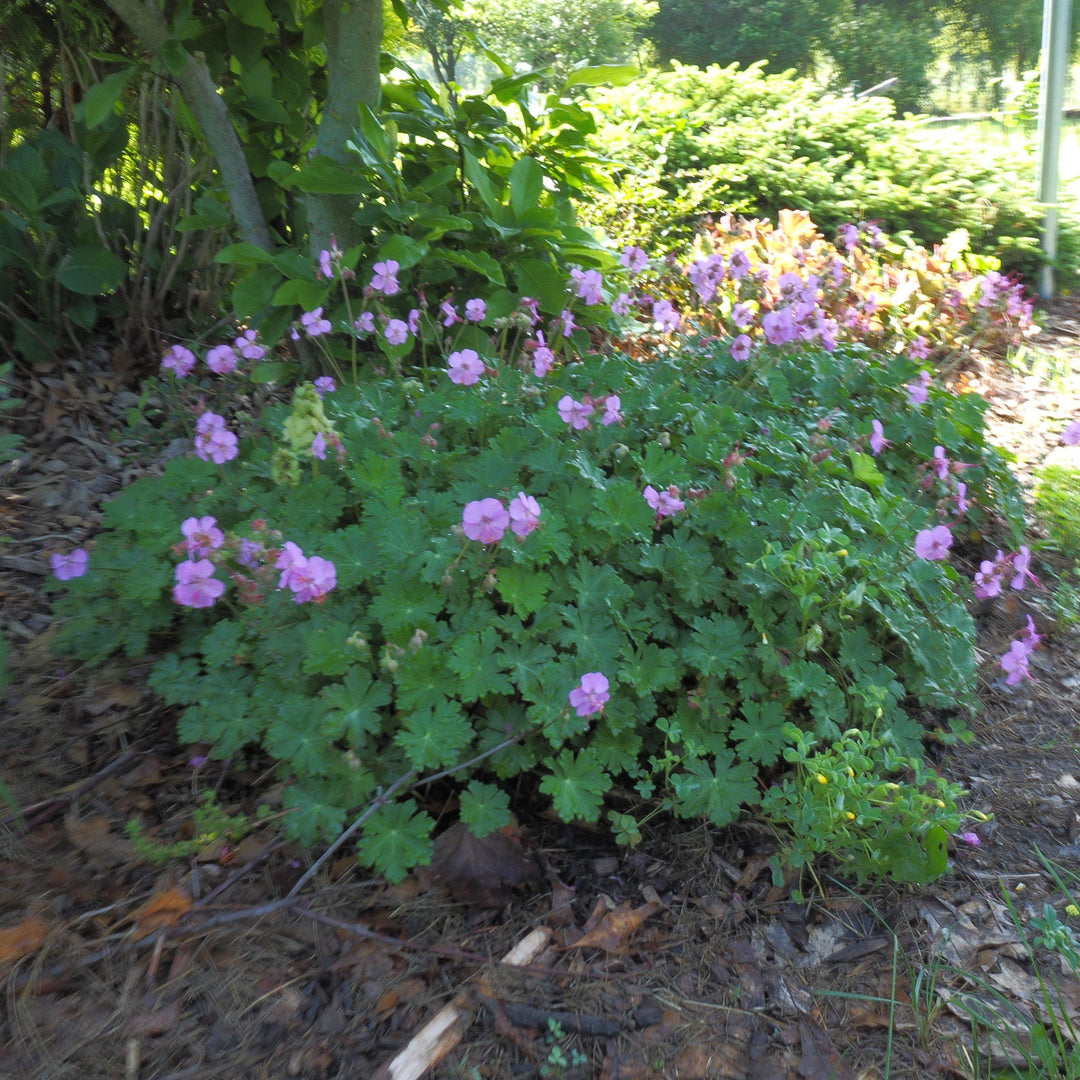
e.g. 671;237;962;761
50;548;89;580
869;420;889;455
181;516;224;557
371;260;400;295
558;395;593;430
914;525;952;560
601;395;623;426
644;485;685;519
206;344;238;375
508;492;541;538
1062;420;1080;445
447;349;484;386
173;559;224;608
162;344;196;378
462;498;510;544
569;672;610;717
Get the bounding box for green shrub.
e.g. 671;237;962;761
49;258;1019;882
1036;464;1080;560
580;63;1080;289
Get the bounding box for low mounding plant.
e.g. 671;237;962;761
579;62;1080;289
49;236;1030;885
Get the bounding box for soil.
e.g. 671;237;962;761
1;308;1079;1080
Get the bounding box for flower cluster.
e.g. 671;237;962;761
194;412;239;465
462;493;541;544
974;546;1039;598
160;329;267;379
1000;616;1041;685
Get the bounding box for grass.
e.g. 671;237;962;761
1036;465;1080;561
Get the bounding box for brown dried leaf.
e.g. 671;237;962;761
64;813;136;867
424;824;540;907
132;887;192;938
0;916;50;964
568;899;660;954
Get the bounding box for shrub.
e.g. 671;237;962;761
49;244;1023;885
579;63;1080;289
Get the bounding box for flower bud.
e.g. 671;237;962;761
658;432;671;448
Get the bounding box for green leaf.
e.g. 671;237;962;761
322;667;391;744
215;242;276;266
271;279;327;309
671;751;758;827
160;39;189;77
459;781;511;838
377;234;428;270
562;64;640;89
395;700;472;769
55;246;126;295
437;248;505;285
496;566;552;618
357;800;434;882
226;0;276;31
231;270;278;317
730;700;788;765
509;156;544;218
512;258;567;312
448;628;514;700
539;748;610;823
682;614;749;678
848;449;885;489
83;69;132;129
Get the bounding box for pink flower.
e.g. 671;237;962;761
601;395;623;426
286;555;337;603
731;302;754;330
447;349;484;386
974;551;1005;598
869;419;889;455
652;298;681;333
194;419;239;464
569;672;610;717
301;308;332;337
620;245;647;274
956;481;969;515
385;319;409;346
50;548;89;580
181;516;224;557
318;249;334;279
206;344;238;375
611;292;634;315
907;370;931;405
1000;640;1032;685
354;312;376;335
275;541;307;590
557;309;577;338
1010;546;1039;590
440;300;460;327
730;334;752;361
508;492;541;538
955;831;981;846
644;485;685;519
234;329;266;361
162;344;196;378
762;308;795;345
462;498;510;544
314;376;336;396
931;445;950;480
311;432;327;460
558;395;594;430
173;559;225;608
914;525;952;560
1062;420;1080;445
464;298;487;322
407;308;421;334
1019;614;1042;649
532;332;555;377
571;268;604;306
908;336;930;361
371;260;400;295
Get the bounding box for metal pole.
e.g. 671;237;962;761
1036;0;1073;298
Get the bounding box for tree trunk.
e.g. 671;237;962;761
100;0;274;252
309;0;383;255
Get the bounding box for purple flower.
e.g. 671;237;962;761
568;672;610;717
837;223;860;252
1062;420;1080;445
974;552;1005;599
50;548;89;581
558;395;593;430
314;376;336;396
1019;614;1042;650
447;349;484;386
728;249;750;280
194;413;238;464
181;516;224;557
914;525;952;560
508;492;541;538
611;292;634;316
371;260;400;295
570;269;604;306
931;445;950;481
601;395;623;427
275;541;307;590
644;485;685;519
286;555;337;603
907;336;930;361
1010;546;1039;590
652;299;680;333
620;246;648;275
462;498;510;544
532;333;555;377
731;302;754;331
956;481;969;515
464;297;486;322
907;370;931;405
762;308;795;346
1000;640;1032;685
955;831;981;846
557;309;577;338
440;300;460;327
407;308;421;334
869;420;889;455
730;334;752;362
318;249;334;279
162;344;196;378
173;559;224;608
206;344;238;375
301;307;332;337
311;432;327;460
237;538;263;569
234;329;266;361
384;319;409;346
353;312;376;335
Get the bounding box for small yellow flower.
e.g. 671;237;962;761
845;811;856;821
845;767;854;778
1066;905;1079;918
935;799;946;809
1016;883;1026;893
837;549;848;557
816;773;828;785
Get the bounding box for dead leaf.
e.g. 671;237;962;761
132;887;192;938
64;813;136;867
123;999;181;1037
797;1018;854;1079
375;977;427;1018
0;916;50;964
422;824;541;906
568;899;660;954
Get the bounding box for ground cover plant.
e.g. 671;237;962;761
44;219;1055;892
579;62;1080;289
